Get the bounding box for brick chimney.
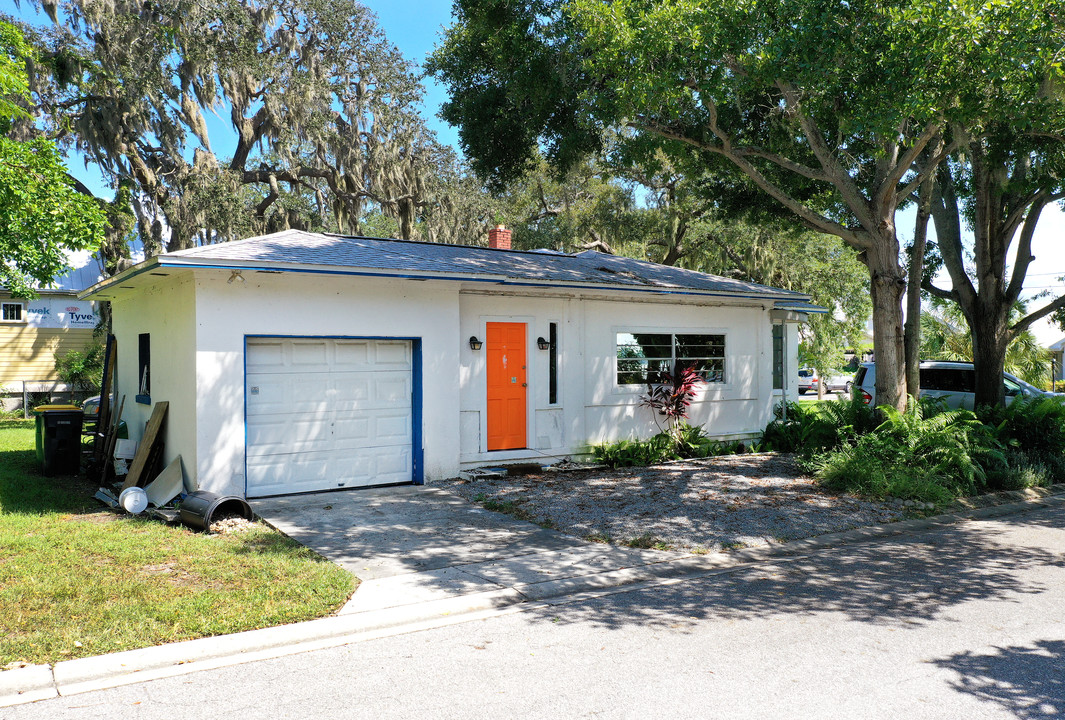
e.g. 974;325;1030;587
488;224;512;250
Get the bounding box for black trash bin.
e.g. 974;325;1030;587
34;405;85;476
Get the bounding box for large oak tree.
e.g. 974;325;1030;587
15;0;455;252
429;0;1062;410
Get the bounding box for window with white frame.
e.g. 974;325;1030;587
1;302;24;322
616;332;725;385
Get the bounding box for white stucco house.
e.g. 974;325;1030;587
80;228;819;499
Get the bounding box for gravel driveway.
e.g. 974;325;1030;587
442;453;907;553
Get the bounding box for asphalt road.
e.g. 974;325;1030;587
9;504;1065;719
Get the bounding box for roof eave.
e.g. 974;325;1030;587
80;254;814;304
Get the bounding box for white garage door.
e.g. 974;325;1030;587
245;337;414;497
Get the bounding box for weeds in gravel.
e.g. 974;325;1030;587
585;531;612;544
626;533;670;550
474;493;551;528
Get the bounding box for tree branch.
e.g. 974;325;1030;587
1012;293;1065;335
630;114;865;248
1005;193;1050;305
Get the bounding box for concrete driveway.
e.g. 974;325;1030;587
252;485;684;614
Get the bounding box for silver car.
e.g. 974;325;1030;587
851;361;1059;409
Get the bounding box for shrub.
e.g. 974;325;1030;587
592;423;754;468
640;363;704;440
593;434;676;468
817;402;1005;501
55;341;105;391
761;396;877;455
977;396;1065;456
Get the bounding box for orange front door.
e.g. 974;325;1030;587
486;322;527;451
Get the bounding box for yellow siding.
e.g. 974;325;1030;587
0;326;97;383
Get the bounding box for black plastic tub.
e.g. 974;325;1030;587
178;491;254;531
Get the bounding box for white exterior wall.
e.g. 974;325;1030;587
111;271;797;496
191;271;462;496
457;290;784;468
110;275;198;486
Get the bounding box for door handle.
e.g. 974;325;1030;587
522;383;527;387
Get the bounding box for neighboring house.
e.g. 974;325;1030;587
1;261;101;402
1049;338;1065;387
81;228;819;499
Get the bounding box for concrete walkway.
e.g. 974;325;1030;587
252;485;686;613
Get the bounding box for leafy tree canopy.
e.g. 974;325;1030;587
0;20;103;297
430;0;1064;410
15;0;474;252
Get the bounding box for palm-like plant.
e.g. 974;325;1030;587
640;363;704;440
921;300;1050;384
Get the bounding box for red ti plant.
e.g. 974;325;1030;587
640;362;705;440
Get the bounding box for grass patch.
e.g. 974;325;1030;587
0;421;355;665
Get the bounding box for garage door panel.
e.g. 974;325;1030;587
247;451;332;496
245;337;414;497
373;341;411;365
245;340;284;370
375;414;413;443
290;341;329;367
247;416;334;455
373;376;411;404
248;375;334;413
333;340;371;367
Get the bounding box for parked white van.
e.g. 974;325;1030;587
851;361;1059;409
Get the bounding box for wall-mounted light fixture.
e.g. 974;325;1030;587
469;336;483;351
537;336;551;351
227;270;245;285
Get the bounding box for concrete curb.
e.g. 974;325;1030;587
2;487;1062;707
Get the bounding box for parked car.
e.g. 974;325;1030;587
82;395;102;417
823;374;851;394
797;368;818;395
851;361;1061;409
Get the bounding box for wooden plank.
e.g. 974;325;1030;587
122;401;168;490
92;336;117;467
99;395;124;484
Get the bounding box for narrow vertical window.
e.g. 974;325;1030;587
772;324;784;390
548;322;558;405
137;333;151;403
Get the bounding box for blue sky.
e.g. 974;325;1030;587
5;0;1065;342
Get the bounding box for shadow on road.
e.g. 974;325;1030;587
932;640;1065;719
525;509;1065;631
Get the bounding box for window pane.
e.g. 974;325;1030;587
693;359;725;383
616;333;672;359
772;325;783;390
675;334;725;358
2;304;21;321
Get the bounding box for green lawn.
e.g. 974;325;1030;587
0;419;356;666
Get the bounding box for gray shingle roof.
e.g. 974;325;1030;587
161;229;808;301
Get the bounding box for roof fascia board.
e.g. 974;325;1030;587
78;257;163;300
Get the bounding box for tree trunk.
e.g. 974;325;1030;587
865;234;908;412
904;170;935;400
971;303;1010;408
